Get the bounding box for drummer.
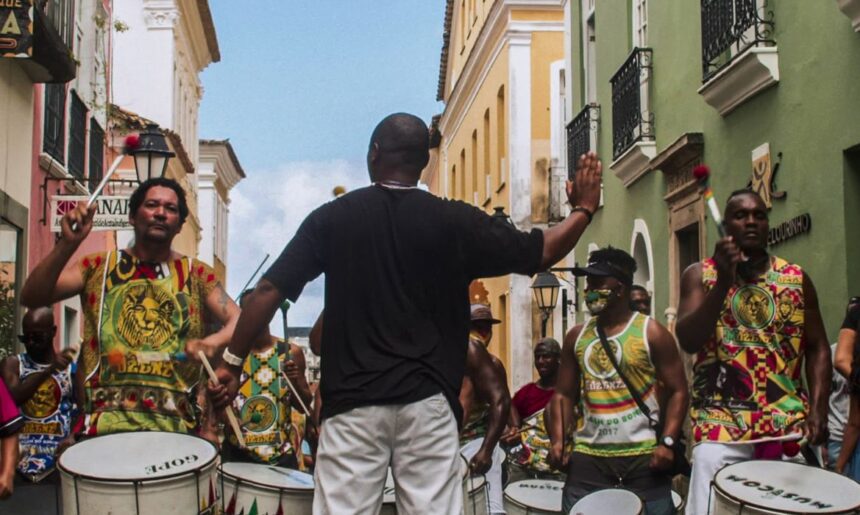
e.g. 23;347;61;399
675;189;831;514
0;307;83;483
510;338;560;422
549;248;688;515
20;178;241;436
460;303;512;515
205;289;312;469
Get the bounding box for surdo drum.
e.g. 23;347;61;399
711;460;860;514
503;479;565;514
58;432;219;515
218;462;314;515
569;488;644;515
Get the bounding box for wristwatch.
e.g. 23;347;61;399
660;435;676;448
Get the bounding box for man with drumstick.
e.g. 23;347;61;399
208;113;603;514
676;189;831;515
459;303;512;515
21;177;240;436
548;247;688;514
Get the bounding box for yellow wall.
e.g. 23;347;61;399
435;2;564;378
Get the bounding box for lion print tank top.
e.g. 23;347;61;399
79;251;218;436
691;256;807;444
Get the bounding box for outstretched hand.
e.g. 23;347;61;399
566;151;602;214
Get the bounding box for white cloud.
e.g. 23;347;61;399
227;159;368;334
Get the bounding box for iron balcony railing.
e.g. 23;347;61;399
610;48;653;160
566;103;600;180
700;0;775;82
42;0;75;51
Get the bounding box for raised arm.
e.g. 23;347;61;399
802;272;831;446
676;238;745;354
548;325;582;470
539;153;602;269
286;343;313;412
21;204;95;307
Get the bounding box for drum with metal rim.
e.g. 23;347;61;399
711;460;860;514
218;462;314;515
569;488;644;515
672;489;685;514
58;432;219;515
503;479;565;514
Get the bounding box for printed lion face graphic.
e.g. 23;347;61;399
116;283;176;350
22;378;60;419
732;285;774;330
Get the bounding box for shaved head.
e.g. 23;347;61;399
23;307;54;329
368;113;430;180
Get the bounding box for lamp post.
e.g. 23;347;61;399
531;271;560;337
131;124;175;183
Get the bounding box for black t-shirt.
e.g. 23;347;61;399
263;185;544;422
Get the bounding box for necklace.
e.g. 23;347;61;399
375;180;418;190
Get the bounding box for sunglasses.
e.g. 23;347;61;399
18;331;55;344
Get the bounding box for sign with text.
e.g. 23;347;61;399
0;1;34;58
50;196;131;232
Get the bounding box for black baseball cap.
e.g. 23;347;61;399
572;258;634;286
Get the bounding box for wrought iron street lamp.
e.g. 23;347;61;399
491;206;515;227
531;271;560;337
131;124;175;183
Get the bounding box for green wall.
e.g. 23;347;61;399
567;0;860;335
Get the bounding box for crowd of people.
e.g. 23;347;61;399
0;112;857;515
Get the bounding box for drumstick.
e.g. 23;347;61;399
197;350;245;448
693;164;748;261
280;372;312;418
71;135;140;232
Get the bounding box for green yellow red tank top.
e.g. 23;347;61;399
574;312;659;457
691;256;807;444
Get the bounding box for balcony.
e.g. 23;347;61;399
6;0;77;83
565;103;600;181
698;0;778;116
609;48;656;187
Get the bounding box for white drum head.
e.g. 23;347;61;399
59;432;217;480
504;479;564;512
714;460;860;514
672;490;684;510
220;462;314;490
570;488;643;515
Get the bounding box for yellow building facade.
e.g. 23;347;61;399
424;0;566;388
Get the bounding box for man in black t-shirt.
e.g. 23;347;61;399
209;113;602;514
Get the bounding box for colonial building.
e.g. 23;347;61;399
111;0;220;257
426;0;566;387
0;0;105;356
199;139;245;284
557;0;860;336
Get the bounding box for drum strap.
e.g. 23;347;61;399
594;325;657;429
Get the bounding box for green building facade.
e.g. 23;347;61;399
559;0;860;336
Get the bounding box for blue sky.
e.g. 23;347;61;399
199;1;446;331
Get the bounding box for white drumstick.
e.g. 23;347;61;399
71;134;140;232
197;350;245;448
280;372;311;418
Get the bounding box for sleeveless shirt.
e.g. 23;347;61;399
229;343;295;463
16;353;75;481
574;312;659;457
691;256;807;444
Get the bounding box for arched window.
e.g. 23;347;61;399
630;219;655;315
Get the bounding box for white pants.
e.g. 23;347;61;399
686;442;805;515
313;393;462;515
460;437;506;514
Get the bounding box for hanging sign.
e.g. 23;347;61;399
0;0;34;58
50;195;132;232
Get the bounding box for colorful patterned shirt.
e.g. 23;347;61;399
573;313;659;457
229;343;295;464
691;256;807;444
79;250;218;436
16;353;75;482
